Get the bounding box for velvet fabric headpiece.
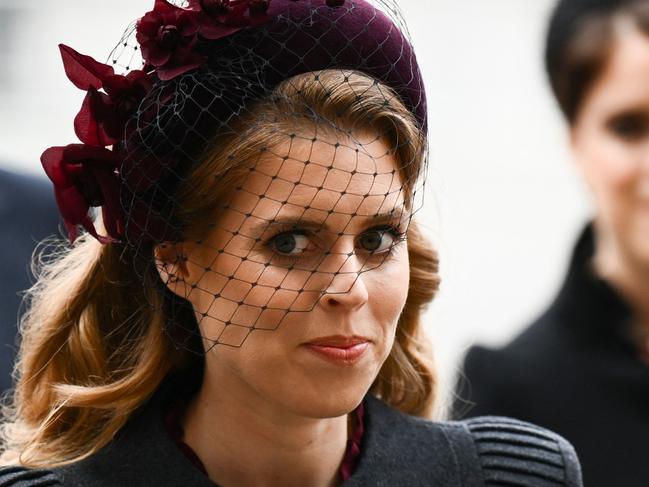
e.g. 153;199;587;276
42;0;427;244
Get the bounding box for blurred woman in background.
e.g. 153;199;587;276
0;1;583;485
455;1;649;486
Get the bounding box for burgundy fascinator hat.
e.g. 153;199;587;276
41;0;427;246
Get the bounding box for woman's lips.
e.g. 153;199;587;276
303;337;370;365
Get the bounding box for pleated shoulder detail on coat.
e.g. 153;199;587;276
0;467;60;487
466;416;583;486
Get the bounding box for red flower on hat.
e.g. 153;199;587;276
59;44;154;146
41;144;123;244
188;0;271;39
76;71;154;146
136;0;206;80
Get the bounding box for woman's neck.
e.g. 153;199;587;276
182;370;349;487
593;222;649;329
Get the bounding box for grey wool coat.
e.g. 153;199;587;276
0;379;583;486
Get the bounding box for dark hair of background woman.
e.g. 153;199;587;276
546;0;649;123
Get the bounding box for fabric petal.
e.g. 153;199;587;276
145;44;173;67
95;169;124;240
63;144;119;166
177;10;201;36
56;184;92;223
41;146;71;186
74;91;118;146
126;70;154;90
59;44;114;91
63;220;79;244
154;0;177;14
102;75;131;98
54;184;96;243
102;115;128;142
156;50;206;80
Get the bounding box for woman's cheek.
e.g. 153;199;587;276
370;252;410;324
579;130;636;218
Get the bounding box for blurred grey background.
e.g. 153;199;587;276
0;0;590;413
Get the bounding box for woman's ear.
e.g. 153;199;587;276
154;242;192;298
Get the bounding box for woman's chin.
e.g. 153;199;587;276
301;393;368;419
274;379;373;419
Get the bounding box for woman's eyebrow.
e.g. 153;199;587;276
247;211;406;237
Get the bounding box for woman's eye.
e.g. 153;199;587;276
606;112;649;141
269;232;310;255
358;227;401;253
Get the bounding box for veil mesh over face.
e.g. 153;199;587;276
46;0;428;353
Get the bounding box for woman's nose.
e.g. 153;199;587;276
319;252;370;310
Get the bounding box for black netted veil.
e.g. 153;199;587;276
48;0;429;353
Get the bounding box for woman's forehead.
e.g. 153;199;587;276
590;26;649;113
232;132;405;216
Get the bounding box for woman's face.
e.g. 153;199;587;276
571;24;649;265
161;129;410;418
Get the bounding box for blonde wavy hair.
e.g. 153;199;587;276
0;69;440;468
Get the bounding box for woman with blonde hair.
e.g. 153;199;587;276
0;1;582;485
